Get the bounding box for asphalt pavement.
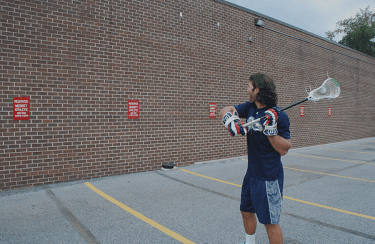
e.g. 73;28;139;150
1;137;375;244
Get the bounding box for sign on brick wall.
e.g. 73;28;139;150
328;107;332;117
128;100;139;119
13;97;29;120
300;106;305;117
209;102;217;118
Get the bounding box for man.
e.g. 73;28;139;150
220;73;291;244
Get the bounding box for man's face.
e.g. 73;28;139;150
247;81;258;103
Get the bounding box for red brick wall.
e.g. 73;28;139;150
1;0;374;189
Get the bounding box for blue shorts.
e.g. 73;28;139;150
240;175;283;224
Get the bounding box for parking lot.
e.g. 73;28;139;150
1;137;375;244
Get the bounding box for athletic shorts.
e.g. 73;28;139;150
240;175;283;224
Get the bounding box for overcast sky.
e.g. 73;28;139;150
224;0;374;42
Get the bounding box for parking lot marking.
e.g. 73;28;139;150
284;196;375;220
284;167;375;183
243;158;374;182
84;182;196;244
179;168;241;187
344;144;375;148
320;147;375;155
179;169;375;221
290;153;375;165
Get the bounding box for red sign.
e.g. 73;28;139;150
328;107;332;117
13;97;30;120
300;106;305;117
128;100;139;119
209;102;217;118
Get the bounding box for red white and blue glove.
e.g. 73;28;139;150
263;108;278;136
222;111;247;136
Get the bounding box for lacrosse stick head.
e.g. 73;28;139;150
307;78;340;102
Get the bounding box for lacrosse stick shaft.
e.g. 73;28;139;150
242;98;309;128
242;117;263;128
280;98;308;111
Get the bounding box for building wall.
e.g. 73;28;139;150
1;0;374;189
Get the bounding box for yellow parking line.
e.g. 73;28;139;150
344;144;375;148
283;196;375;220
243;158;374;181
179;169;375;221
242;158;374;182
289;153;375;165
179;168;241;187
321;147;375;155
284;167;375;183
84;182;196;244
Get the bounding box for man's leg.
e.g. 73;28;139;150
264;223;283;244
240;211;257;235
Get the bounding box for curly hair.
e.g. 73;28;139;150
250;73;278;108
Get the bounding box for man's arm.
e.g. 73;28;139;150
268;136;291;156
220;106;237;118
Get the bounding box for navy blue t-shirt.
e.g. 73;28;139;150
234;102;290;181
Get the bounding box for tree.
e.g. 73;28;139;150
325;6;375;57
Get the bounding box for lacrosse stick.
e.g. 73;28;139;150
242;77;340;128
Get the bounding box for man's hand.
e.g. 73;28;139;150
263;108;278;136
222;111;247;136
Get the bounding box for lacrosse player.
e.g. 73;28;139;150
220;73;291;244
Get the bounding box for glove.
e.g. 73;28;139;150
222;111;247;136
263;108;278;136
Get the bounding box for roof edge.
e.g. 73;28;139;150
214;0;375;62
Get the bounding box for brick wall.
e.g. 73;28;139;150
1;0;374;189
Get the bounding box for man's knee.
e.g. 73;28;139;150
264;224;283;244
264;223;281;233
241;211;255;219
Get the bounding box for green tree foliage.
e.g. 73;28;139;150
326;6;375;57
